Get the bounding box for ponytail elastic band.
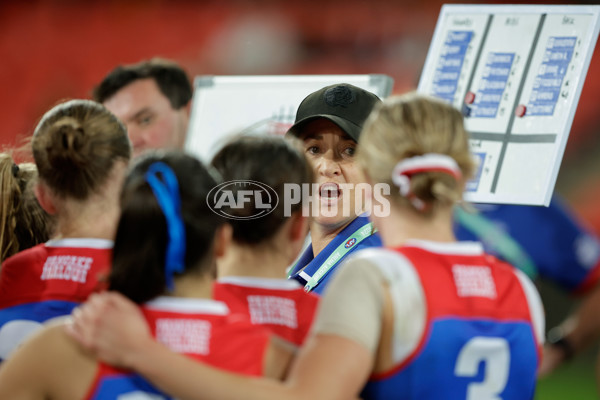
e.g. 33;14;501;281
11;163;19;178
392;153;462;210
145;162;186;292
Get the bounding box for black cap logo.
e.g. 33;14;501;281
324;85;356;107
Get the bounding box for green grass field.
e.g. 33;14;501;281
535;280;598;400
536;356;597;400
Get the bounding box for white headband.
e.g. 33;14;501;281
392;153;462;207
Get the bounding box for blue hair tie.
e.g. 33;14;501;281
145;162;186;292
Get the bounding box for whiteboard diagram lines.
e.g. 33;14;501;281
462;14;494;112
469;132;557;144
489;14;547;194
418;5;599;205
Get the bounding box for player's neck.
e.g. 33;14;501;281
375;205;456;248
51;162;125;240
171;272;213;299
218;241;289;280
52;201;119;240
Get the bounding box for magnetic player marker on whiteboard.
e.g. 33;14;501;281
465;91;476;104
515;104;527;117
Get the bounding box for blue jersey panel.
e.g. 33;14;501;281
0;300;79;362
362;319;538;400
454;196;600;291
89;374;168;399
0;300;79;325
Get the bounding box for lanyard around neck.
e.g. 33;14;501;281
301;221;376;292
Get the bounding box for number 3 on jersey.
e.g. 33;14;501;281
454;337;510;400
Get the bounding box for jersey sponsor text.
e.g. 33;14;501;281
40;255;93;283
247;295;298;328
156;318;211;355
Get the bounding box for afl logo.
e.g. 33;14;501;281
207;180;279;220
344;238;357;249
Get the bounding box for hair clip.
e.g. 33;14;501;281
392;153;462;211
11;163;19;178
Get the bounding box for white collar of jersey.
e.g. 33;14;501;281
45;238;114;249
145;296;230;315
403;239;484;256
217;276;303;290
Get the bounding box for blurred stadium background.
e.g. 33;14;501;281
0;1;598;398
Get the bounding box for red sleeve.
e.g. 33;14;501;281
0;246;46;308
212;283;249;317
205;314;271;376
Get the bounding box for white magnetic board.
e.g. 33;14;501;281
418;4;600;206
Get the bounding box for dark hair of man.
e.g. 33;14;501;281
109;151;224;304
92;58;192;110
211;135;313;245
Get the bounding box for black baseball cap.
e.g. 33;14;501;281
287;83;381;142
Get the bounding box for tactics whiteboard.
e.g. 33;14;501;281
185;74;394;162
418;4;600;206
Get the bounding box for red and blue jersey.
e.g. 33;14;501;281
359;241;544;400
213;276;319;346
84;297;271;399
454;196;600;294
0;238;112;361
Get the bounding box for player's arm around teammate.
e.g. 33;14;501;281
67;94;545;400
0;152;294;399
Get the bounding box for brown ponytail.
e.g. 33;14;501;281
32;99;131;200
